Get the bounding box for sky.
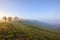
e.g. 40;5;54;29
0;0;60;23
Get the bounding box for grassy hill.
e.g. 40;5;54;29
0;22;60;40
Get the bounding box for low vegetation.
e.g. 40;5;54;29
0;22;60;40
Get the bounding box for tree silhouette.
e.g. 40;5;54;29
2;16;7;22
14;16;20;21
8;17;12;22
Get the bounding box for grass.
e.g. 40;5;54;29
0;22;60;40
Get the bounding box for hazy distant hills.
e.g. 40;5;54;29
17;19;60;31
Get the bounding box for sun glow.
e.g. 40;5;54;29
0;12;9;16
0;10;9;17
0;11;14;20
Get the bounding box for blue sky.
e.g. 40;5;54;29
0;0;60;22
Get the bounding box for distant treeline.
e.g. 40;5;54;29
0;16;20;22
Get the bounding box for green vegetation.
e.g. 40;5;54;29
2;16;7;22
8;17;12;22
0;22;60;40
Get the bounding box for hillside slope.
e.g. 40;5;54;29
0;22;60;40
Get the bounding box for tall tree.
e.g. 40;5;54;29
2;16;7;22
14;16;20;21
8;17;12;22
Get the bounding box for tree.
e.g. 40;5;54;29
8;17;12;22
2;16;7;22
14;16;20;21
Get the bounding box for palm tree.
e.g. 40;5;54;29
8;17;12;22
2;16;7;22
